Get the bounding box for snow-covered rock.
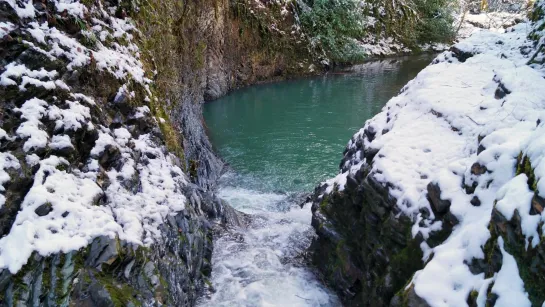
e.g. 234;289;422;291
0;0;240;305
310;4;545;306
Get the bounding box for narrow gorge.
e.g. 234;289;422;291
0;0;544;306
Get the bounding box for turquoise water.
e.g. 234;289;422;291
203;55;434;193
198;56;434;307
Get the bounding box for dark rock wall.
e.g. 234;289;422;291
309;156;425;306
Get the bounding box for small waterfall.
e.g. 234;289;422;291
197;173;340;306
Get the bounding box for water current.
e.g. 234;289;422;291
197;55;434;306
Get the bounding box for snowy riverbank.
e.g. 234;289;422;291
312;5;545;306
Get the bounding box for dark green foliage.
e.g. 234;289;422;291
298;0;366;63
298;0;454;63
367;0;454;47
413;0;455;44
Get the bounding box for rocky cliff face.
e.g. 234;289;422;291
133;0;319;190
0;0;305;306
309;5;545;306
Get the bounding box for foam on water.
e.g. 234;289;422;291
197;179;340;307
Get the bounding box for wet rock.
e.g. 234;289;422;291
494;82;511;99
390;285;430;307
464;179;478;194
86;236;120;268
443;211;459;227
363;147;379;164
310;165;424;306
470;196;481;207
450;46;474;63
98;145;121;169
34;203;53;216
483;205;545;305
530;194;545;215
364;126;377;142
346;174;359;190
113;91;132;116
486;293;499;307
427;182;451;215
89;282;115;307
470;162;487;175
51;143;76;157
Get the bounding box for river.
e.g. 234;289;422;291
197;55;434;307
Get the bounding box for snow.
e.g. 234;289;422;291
322;20;544;306
100;133;187;246
1;0;35;18
358;36;412;57
492;237;531;307
90;132;117;157
48;100;91;131
25;154;40;166
496;175;541;248
14;98;50;152
0;129;8;141
134;106;150;118
18;19;146;79
0;156;119;273
72;93;96;105
0;63;57;88
0;21;15;38
357;9;526;57
49;135;74;150
457;12;525;40
54;0;87;18
524;124;545;198
0;153;20;208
